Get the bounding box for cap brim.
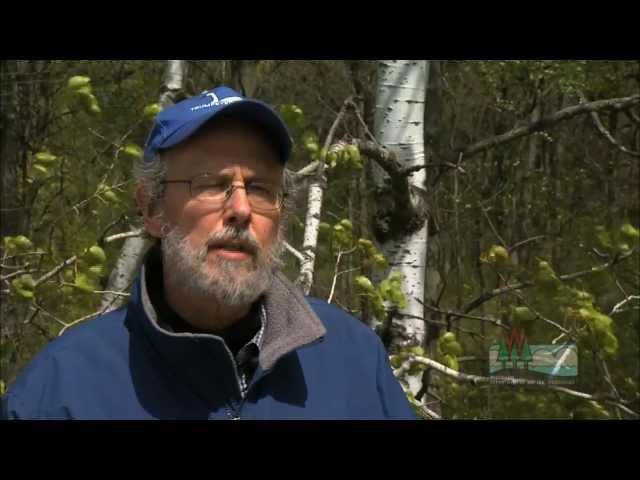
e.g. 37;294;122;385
157;99;292;162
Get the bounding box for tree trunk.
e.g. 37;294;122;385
297;169;325;295
100;60;187;312
373;60;429;399
230;60;260;97
0;60;23;370
605;111;618;228
0;60;22;238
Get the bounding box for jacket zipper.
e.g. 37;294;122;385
224;335;326;420
220;342;244;420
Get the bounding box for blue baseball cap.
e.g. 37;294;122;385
143;86;292;163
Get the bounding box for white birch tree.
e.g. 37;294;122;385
372;60;429;349
100;60;187;312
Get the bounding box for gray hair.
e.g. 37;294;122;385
133;154;167;211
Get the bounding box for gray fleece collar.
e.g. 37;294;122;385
138;263;327;373
259;271;327;370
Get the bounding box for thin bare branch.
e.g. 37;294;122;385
30;303;68;328
57;310;100;336
1;268;39;282
394;354;639;418
293;161;321;177
420;300;508;330
460;94;640;160
104;229;144;243
464;248;637;313
578;91;640;157
283;241;305;263
347;99;379;145
328;246;358;304
508;288;574;338
610;295;640;315
93;290;131;297
420;314;487;340
33;255;77;288
508;235;546;253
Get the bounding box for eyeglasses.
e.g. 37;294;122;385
160;173;285;211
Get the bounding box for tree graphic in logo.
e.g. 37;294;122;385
496;328;533;370
497;340;511;370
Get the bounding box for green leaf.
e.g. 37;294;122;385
441;340;463;357
619;223;639;243
535;260;560;287
102;190;119;204
371;294;386;320
317;147;327;163
74;273;96;293
318;222;331;235
11;276;35;301
390;355;403;368
481;245;509;265
332;223;352;249
13;235;33;251
441;354;459;371
378;279;393;300
2;236;18;256
122;143;144;158
143;103;163;118
76;86;94;99
279;104;304;133
326;151;338;167
88;265;106;279
67;76;91;90
34;151;58;164
338;219;353;231
371;253;388;270
357;238;374;251
88;101;102;115
601;332;618;356
512;306;536;324
32;164;49;179
388;284;406;308
354;275;375;294
63;269;75;282
441;332;456;344
301;131;319;154
346;144;361;165
19;274;36;290
409;346;425;356
87;245;107;264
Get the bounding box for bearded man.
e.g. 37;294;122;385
2;86;415;420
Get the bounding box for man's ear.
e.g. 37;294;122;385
135;185;163;239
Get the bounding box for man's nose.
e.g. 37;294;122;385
222;183;252;226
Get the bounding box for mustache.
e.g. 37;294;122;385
205;226;260;255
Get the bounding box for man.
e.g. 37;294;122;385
1;86;416;420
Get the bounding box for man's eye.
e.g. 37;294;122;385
193;182;227;194
248;184;271;193
248;184;275;197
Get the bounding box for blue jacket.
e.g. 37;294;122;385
2;264;415;420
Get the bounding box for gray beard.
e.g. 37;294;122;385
161;224;283;308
